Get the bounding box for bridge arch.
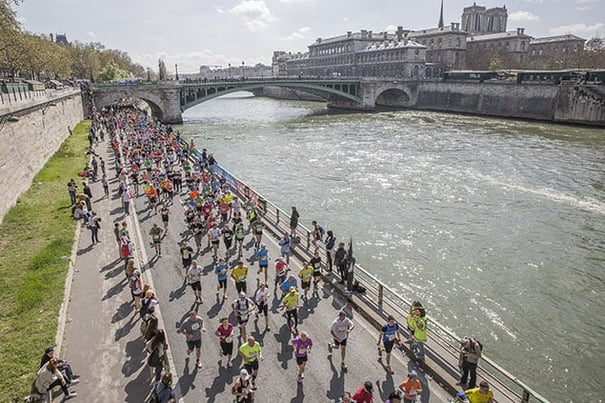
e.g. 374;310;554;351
374;88;412;108
181;82;362;111
94;90;168;121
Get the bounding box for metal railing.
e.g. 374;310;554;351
186;148;549;403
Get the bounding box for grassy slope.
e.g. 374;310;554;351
0;120;90;399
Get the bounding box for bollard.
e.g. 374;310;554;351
276;209;280;225
378;284;384;311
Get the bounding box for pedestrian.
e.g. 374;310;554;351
255;242;269;284
377;314;403;374
234;221;245;257
232;291;255;340
231;260;248;294
101;174;109;197
146;329;168;381
339;392;353;403
324;230;336;272
67;178;77;205
251;219;264;248
399;370;422;403
214;257;229;299
352;381;374;403
208;224;221;260
310;220;324;252
223;225;234;258
457;336;483;389
88;211;101;245
239;336;263;390
232;369;253;403
290;206;299;236
407;306;427;360
82;181;93;210
129;269;143;312
122;186;133;215
253;282;270;332
278;232;292;264
179;241;194;272
178;310;206;369
298;261;313;301
149;371;176;403
91;157;98;181
292;330;313;383
280;286;300;334
149;223;163;257
465;380;494;403
279;273;298;296
334;242;348;284
215;317;235;368
328;310;354;371
186;261;203;304
386;390;404;403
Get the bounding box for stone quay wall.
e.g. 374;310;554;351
0;90;83;223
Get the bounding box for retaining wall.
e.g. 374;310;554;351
0;91;84;223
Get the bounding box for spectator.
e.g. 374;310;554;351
352;381;374;403
465;380;494;403
35;357;77;400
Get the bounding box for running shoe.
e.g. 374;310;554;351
196;359;202;368
328;343;333;353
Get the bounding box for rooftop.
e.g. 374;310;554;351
468;30;532;42
529;34;586;45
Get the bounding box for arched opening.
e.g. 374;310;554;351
95;93;166;121
374;88;411;108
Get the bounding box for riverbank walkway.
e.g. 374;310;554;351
57;129;454;402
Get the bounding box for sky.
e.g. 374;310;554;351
12;0;605;73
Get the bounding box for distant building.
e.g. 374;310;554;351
49;33;69;45
271;2;589;77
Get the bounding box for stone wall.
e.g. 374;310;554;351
0;92;83;223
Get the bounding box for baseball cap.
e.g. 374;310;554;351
363;381;373;392
239;291;246;297
240;369;250;380
289;286;296;292
408;370;418;378
260;243;266;248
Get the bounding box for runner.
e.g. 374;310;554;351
298;261;314;301
160;204;170;231
377;314;403;374
178;310;206;369
251;219;264;248
214;257;229;300
215;317;235;368
149;223;163;257
274;257;289;289
231;260;249;294
253;282;271;332
239;336;263;390
280;286;300;335
186;261;203;304
232;369;253;403
222;225;234;259
278;232;292;264
399;370;423;403
234;221;246;257
255;243;269;284
324;230;336;272
207;224;221;260
232;292;255;340
292;330;313;383
179;241;194;272
328;311;354;371
309;250;323;290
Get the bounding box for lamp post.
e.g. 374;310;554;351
175;64;179;81
228;63;231;80
242;61;245;80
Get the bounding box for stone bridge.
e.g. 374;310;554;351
92;79;418;123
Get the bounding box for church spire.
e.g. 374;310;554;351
438;0;444;29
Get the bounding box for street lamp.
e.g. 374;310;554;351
242;61;245;80
175;64;179;81
228;63;231;80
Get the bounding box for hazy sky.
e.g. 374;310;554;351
13;0;605;73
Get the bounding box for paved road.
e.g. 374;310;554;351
61;137;453;402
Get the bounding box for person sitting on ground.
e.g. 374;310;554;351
35;357;77;400
465;380;494;403
150;371;176;403
39;347;80;386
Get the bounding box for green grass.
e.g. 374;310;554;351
0;120;91;400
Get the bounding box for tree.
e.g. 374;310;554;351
96;60;129;82
585;36;604;51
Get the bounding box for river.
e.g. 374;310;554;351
176;92;605;402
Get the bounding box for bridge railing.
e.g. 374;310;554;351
187;144;549;402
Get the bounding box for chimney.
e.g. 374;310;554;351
383;32;388;39
451;22;456;30
361;29;368;39
317;37;322;43
347;31;352;38
368;30;373;39
516;27;524;35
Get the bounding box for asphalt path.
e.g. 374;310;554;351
61;137;452;402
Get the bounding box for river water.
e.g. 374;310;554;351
177;92;605;402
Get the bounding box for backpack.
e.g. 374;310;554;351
472;338;483;354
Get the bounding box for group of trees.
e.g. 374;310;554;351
1;0;151;82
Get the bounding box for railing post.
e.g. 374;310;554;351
276;208;280;225
522;390;530;403
306;231;311;250
378;284;384;311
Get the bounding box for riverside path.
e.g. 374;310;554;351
58;133;453;402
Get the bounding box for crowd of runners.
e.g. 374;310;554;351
35;104;496;403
